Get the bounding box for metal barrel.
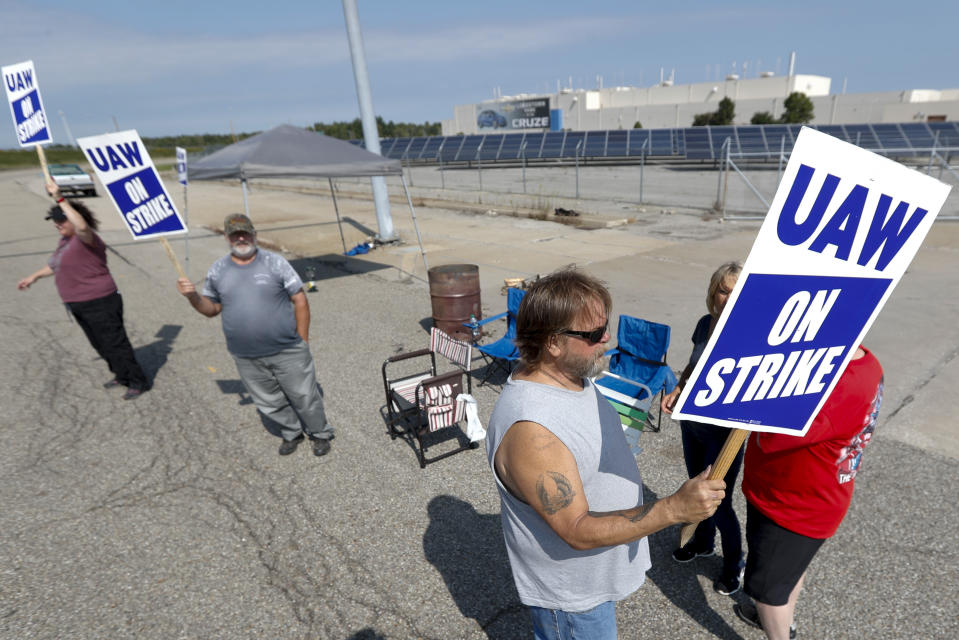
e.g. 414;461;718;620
427;264;481;342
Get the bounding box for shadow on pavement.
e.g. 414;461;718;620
340;215;378;238
424;495;530;639
643;485;745;639
418;316;434;334
471;359;511;387
215;379;254;405
345;629;387;640
289;254;391;283
135;323;182;383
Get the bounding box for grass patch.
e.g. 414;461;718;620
0;147;89;170
0;146;196;172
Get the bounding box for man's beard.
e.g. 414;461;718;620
562;351;608;380
230;241;257;259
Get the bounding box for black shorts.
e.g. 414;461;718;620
743;502;827;606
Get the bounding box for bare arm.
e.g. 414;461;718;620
17;265;54;290
661;361;695;414
176;277;222;317
662;317;716;414
46;182;94;245
290;290;310;343
494;421;725;550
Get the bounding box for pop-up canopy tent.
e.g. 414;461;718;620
188;124;427;268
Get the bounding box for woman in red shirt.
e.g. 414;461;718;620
17;182;148;399
736;346;883;638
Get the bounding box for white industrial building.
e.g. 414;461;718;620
443;72;959;136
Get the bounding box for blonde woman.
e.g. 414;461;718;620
661;261;744;595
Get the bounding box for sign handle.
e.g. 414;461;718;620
679;428;749;547
159;237;187;279
35;144;52;184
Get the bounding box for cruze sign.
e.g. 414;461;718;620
672;127;951;436
477;98;550;131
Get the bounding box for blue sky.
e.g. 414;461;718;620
1;0;956;149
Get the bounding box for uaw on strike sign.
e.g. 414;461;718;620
2;60;52;147
673;127;951;437
77;130;187;240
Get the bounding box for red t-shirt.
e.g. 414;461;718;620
49;233;118;303
741;347;883;539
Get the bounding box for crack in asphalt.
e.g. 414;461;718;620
1;308;435;638
884;342;959;421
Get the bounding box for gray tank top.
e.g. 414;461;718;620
486;375;652;611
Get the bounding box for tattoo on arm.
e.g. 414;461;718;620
588;500;657;523
536;471;576;515
530;433;557;451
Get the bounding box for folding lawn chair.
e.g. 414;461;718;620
382;327;479;468
593;371;653;455
594;314;678;434
471;287;526;383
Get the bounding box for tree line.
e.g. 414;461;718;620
310;117;441;140
138;118;440;154
692;92;815;126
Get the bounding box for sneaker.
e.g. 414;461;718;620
122;388;144;401
312;438;331;457
672;544;715;563
734;602;797;639
103;379;123;389
278;435;304;456
713;568;743;596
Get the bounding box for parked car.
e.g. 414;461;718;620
48;163;97;197
477;109;507;129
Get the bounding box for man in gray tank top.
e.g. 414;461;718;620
176;214;334;457
487;267;725;639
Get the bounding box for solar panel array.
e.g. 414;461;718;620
359;121;959;163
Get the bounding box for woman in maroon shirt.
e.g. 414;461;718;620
17;182;147;399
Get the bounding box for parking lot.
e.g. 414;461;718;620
1;164;957;639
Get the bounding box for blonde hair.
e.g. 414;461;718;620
706;261;742;316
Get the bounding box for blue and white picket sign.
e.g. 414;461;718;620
77;130;188;240
672;127;951;436
175;146;188;185
2;60;52;147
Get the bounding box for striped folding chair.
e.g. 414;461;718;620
381;328;478;468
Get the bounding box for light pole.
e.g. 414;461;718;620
342;0;396;241
58;110;78;147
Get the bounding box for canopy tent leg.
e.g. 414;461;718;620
328;178;348;255
241;178;250;217
400;174;428;273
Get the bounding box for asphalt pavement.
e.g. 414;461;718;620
1;165;957;639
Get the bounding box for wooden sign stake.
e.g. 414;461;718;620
35;143;52;183
679;428;749;547
159;237;187;279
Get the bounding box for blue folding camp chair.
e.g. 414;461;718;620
594;315;678;434
470;288;526;383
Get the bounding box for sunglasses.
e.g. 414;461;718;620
560;323;608;344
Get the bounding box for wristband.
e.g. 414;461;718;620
56;197;65;203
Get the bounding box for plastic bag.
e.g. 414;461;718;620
457;393;486;442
